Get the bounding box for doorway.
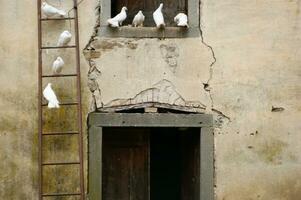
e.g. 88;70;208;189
102;127;200;200
88;112;214;200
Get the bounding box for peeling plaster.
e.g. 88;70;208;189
160;43;180;73
87;59;102;111
99;79;206;113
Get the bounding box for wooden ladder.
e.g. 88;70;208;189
37;0;85;199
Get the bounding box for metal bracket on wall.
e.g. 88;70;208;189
37;0;85;199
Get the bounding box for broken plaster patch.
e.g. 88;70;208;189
87;59;102;111
160;43;180;73
99;79;206;113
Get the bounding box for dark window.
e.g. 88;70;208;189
111;0;188;26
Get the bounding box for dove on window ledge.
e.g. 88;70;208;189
132;11;145;27
153;3;165;29
57;30;72;46
107;7;128;27
41;2;66;18
174;13;189;28
52;57;64;74
43;83;60;108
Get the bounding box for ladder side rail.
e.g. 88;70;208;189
73;0;85;199
37;0;43;199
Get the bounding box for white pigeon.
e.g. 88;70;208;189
132;10;145;27
153;3;165;29
43;83;60;108
41;2;66;18
52;57;64;74
107;6;128;27
57;30;72;46
174;13;189;27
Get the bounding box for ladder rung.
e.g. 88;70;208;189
42;102;78;107
42;192;81;197
41;45;76;50
41;17;75;21
42;161;80;166
42;131;79;136
42;73;78;78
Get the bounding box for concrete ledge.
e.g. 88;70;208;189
88;113;213;127
98;26;200;38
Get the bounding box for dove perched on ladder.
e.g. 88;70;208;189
107;7;128;27
41;2;66;18
43;83;60;108
174;13;189;28
132;10;145;27
52;57;64;74
153;3;165;29
57;30;72;46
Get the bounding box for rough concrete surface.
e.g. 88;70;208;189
0;0;300;199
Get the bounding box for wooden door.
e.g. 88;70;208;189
180;128;200;200
102;128;150;200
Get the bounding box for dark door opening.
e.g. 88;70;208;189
102;127;200;200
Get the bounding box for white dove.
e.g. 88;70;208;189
57;30;72;46
153;3;165;29
41;2;66;18
174;13;189;27
132;10;145;27
52;57;64;74
43;83;60;108
107;7;128;27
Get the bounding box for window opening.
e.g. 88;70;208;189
111;0;188;27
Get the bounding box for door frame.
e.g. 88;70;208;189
88;113;214;200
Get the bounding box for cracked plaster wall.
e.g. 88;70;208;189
201;0;301;199
0;0;300;199
85;0;301;199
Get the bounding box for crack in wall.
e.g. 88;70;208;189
84;0;101;51
198;0;231;130
199;0;217;111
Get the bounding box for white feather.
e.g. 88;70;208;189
153;3;165;29
57;30;72;46
41;2;66;18
43;83;60;108
174;13;189;27
107;7;127;27
52;57;64;74
132;10;145;27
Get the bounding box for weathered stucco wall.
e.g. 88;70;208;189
85;0;301;199
0;0;300;199
0;0;95;199
202;0;301;199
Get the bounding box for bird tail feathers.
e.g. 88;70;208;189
107;19;119;27
178;22;189;28
57;10;67;17
48;101;60;108
157;23;165;29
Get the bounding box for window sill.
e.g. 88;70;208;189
98;26;200;38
